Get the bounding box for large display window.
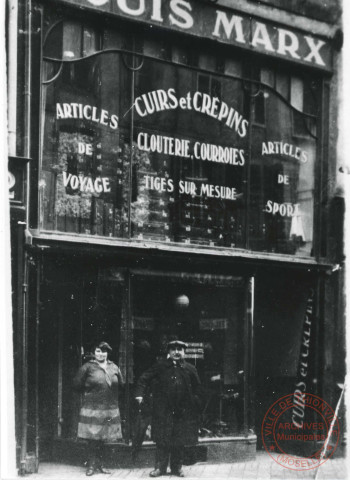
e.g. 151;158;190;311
131;58;248;247
34;259;252;454
130;271;246;437
40;15;318;257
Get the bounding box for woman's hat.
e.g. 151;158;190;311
167;340;188;350
97;341;112;352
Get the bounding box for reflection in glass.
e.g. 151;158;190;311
132;57;248;247
40;18;318;257
38;261;125;442
131;274;245;438
40;52;132;237
249;86;316;256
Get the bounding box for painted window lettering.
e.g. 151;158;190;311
63;172;111;194
137;133;191;158
193;142;245;165
134;89;249;137
265;201;300;217
56;103;119;130
136;132;245;165
262;141;308;163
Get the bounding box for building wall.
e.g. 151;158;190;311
246;0;341;23
8;0;345;471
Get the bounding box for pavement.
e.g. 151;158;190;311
24;451;347;480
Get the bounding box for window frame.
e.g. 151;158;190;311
36;9;327;262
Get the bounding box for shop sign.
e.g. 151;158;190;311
185;342;204;359
8;157;29;205
291;289;315;429
199;318;228;330
133;316;154;330
56;0;332;71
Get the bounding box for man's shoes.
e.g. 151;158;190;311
171;469;185;477
96;465;111;474
149;469;166;477
86;467;95;476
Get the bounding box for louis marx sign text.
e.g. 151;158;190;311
57;0;332;71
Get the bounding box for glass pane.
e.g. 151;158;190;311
40;52;132;237
38;261;126;442
62;22;82;59
260;67;274;88
131;57;248;248
290;76;304;111
198;53;216;72
253;90;266;125
275;72;290;100
40;18;319;257
73;273;126;439
83;26;99;57
131;274;246;438
249;86;316;256
225;59;242;77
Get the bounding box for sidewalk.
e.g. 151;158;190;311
26;451;347;480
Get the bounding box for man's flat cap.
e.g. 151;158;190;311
167;340;188;349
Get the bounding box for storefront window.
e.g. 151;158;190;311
249;85;316;255
38;261;126;442
37;261;249;446
131;58;247;247
41;22;132;236
130;272;246;437
40;17;318;257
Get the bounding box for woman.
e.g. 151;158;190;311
73;341;123;476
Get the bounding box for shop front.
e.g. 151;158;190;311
26;243;321;467
15;0;338;471
30;251;255;465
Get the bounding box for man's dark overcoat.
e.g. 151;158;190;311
134;358;202;447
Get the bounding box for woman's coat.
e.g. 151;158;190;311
73;359;123;441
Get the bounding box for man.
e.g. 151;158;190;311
135;340;202;477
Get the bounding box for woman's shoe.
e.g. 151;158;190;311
86;467;95;476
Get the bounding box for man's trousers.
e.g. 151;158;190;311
155;444;184;473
